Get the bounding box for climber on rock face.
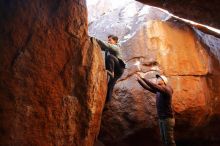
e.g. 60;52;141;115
91;35;125;103
136;73;176;146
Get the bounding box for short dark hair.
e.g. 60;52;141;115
108;35;118;43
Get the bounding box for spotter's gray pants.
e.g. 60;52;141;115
159;118;176;146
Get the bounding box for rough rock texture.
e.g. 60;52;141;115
0;0;106;146
97;21;220;146
137;0;220;29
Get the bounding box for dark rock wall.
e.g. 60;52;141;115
137;0;220;29
0;0;106;145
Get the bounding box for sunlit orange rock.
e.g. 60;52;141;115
147;21;209;76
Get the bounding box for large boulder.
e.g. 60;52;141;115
0;0;106;145
98;21;220;146
88;1;220;145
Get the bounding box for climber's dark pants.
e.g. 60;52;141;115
105;54;124;102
